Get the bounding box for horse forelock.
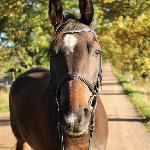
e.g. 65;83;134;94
49;16;92;57
54;13;78;34
49;16;79;55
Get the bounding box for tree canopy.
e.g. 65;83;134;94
0;0;150;80
99;0;150;80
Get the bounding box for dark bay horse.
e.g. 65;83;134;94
9;0;108;149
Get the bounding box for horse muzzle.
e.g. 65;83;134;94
62;106;91;137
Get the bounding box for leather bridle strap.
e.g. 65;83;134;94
63;29;97;37
53;28;102;150
56;73;98;96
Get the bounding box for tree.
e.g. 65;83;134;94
97;0;150;80
0;0;52;75
0;0;150;80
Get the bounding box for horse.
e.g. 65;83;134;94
9;0;108;149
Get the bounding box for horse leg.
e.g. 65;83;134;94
9;104;31;150
16;141;32;150
23;142;32;150
16;140;23;150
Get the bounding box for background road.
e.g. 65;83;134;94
0;113;16;149
0;62;150;150
101;62;150;150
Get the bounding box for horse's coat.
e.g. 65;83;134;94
9;0;108;149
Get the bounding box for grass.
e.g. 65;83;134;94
0;86;9;115
113;69;150;128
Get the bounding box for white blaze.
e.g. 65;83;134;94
63;34;77;53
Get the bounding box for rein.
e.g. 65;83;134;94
51;28;102;150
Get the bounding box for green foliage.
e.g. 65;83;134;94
97;0;150;80
0;99;9;114
0;87;9;114
0;0;150;81
114;69;150;127
0;0;51;76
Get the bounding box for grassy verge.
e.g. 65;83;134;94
0;87;9;115
0;99;9;115
113;69;150;128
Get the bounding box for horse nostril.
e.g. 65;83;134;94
84;107;90;117
84;108;88;115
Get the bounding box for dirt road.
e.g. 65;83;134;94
0;113;16;149
101;62;150;150
0;62;150;150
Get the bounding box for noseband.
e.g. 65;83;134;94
51;28;102;150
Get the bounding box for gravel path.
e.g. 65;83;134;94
101;62;150;150
0;113;16;150
0;62;150;150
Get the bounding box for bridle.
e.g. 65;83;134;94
50;27;102;150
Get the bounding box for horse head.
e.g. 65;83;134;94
49;0;102;138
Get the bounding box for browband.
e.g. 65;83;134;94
63;29;97;37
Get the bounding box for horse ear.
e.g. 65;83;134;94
49;0;63;28
79;0;94;25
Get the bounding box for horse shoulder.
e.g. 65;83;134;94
10;67;51;97
9;68;57;149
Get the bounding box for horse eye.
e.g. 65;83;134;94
93;49;101;57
